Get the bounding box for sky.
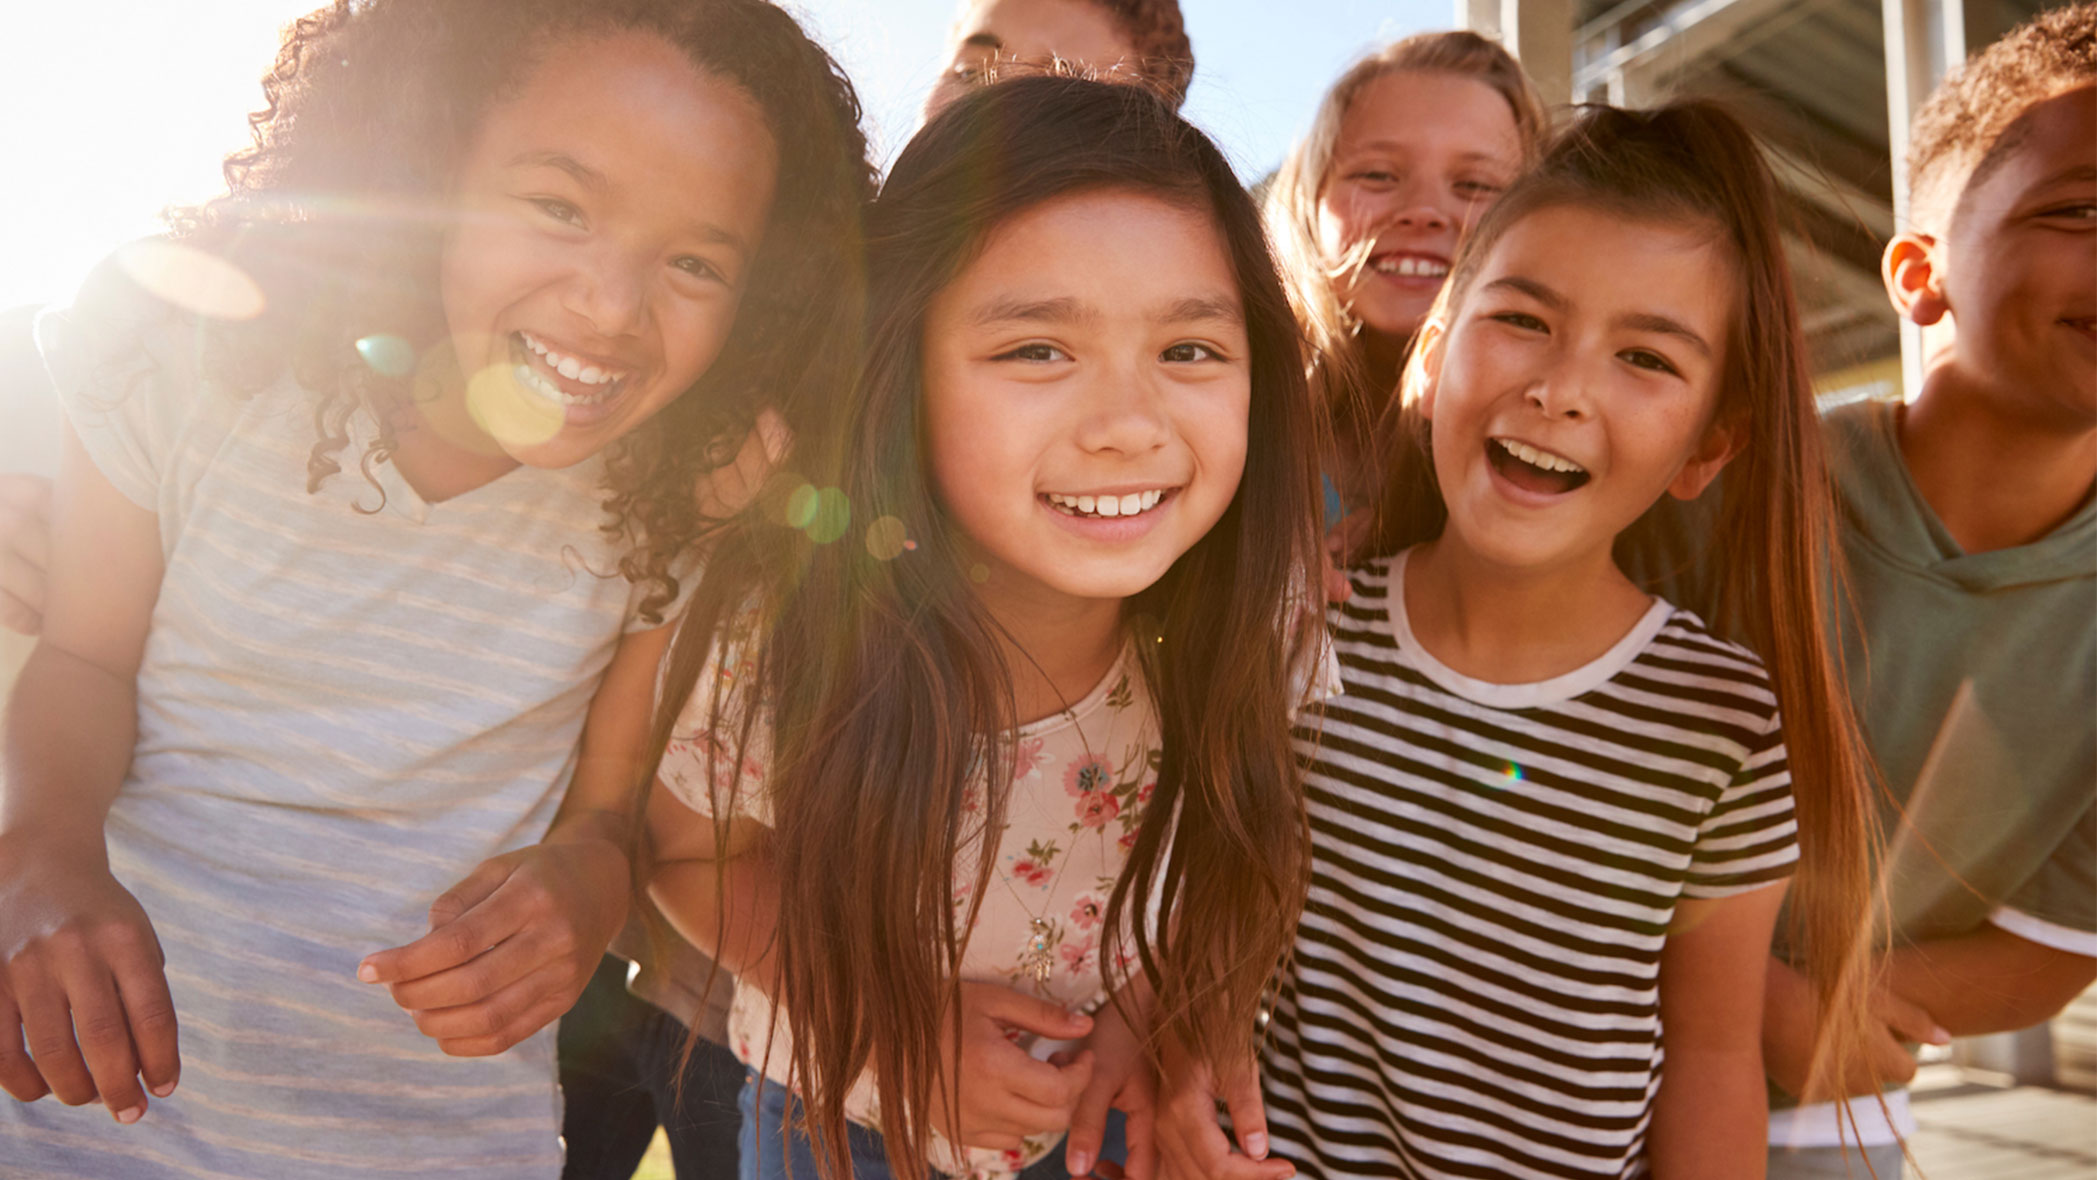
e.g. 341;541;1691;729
0;0;1449;314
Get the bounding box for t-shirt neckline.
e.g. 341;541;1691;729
1384;548;1674;709
1018;641;1136;739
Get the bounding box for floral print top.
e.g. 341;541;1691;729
658;638;1162;1179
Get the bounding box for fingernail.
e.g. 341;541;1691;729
1069;1151;1093;1175
357;962;379;983
150;1081;176;1098
1245;1132;1269;1159
115;1105;143;1125
1930;1025;1952;1045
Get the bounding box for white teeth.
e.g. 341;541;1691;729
1045;490;1174;519
1494;437;1586;474
518;331;625;388
1371;256;1449;278
514;363;611;408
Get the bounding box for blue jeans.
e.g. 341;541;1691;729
737;1071;1127;1180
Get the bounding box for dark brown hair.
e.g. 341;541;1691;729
655;75;1321;1177
1090;0;1196;106
167;0;872;622
1371;100;1883;1101
1908;2;2096;227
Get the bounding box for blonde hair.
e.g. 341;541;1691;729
1264;31;1548;497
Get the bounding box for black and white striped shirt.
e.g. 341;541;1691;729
1264;553;1798;1179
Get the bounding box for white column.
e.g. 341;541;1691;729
1500;0;1573;107
1882;0;1966;400
1456;0;1503;38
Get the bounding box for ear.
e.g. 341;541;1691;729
1666;415;1744;502
1404;317;1449;420
1882;232;1948;327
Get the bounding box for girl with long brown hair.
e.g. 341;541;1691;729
1159;101;1879;1179
642;75;1326;1180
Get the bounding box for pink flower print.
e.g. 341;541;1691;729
1069;893;1105;931
1117;829;1139;853
1064;753;1115;798
1060;936;1097;974
1136;780;1155;805
961;781;985;816
1010;857;1052;888
1011;737;1049;781
1075;790;1120;830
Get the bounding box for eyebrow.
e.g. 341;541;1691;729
959;31;1004;51
1484;275;1714;358
968;294;1243;329
509;149;752;255
2037;164;2097;187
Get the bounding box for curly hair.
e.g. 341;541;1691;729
170;0;873;623
1091;0;1195;106
1908;2;2096;228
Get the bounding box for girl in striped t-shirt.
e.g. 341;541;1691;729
1160;104;1880;1180
0;2;869;1176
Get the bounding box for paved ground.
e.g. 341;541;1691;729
1908;1065;2097;1180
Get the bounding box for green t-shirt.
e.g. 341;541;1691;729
1822;398;2095;949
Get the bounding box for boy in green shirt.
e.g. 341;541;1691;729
1764;7;2096;1176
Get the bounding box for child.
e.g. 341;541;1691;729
1160;103;1880;1179
924;0;1194;119
1762;9;2096;1176
642;76;1327;1180
1265;32;1549;523
0;0;870;1175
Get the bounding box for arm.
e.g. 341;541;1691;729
0;473;50;635
0;425;173;1121
1649;884;1787;1180
1883;923;2097;1038
356;623;673;1056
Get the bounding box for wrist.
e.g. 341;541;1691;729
0;818;110;866
542;808;634;856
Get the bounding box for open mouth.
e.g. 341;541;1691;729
1043;488;1176;520
1368;252;1449;280
509;331;631;409
1487;437;1590;495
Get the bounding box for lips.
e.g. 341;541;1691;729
1367;251;1450;281
1043;488;1176;520
1486;436;1590;496
509;331;633;410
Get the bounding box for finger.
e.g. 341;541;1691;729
432;989;574;1057
0;988;51;1102
409;960;569;1045
382;929;544;1012
1121;1101;1158;1180
106;935;179;1100
1877;990;1950;1047
359;860;517;984
986;1045;1089;1110
58;963;147;1123
1321;563;1352;605
1065;1053;1112;1177
1222;1067;1271;1160
976;987;1093;1040
13;965;97;1106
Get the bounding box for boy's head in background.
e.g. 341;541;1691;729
1885;3;2095;420
922;0;1192;118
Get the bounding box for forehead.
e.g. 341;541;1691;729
1335;70;1522;165
1951;85;2097;226
936;189;1238;318
1474;205;1732;333
951;0;1135;63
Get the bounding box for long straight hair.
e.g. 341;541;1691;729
1371;101;1883;1102
652;76;1322;1178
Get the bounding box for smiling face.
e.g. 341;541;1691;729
924;0;1138;119
1931;85;2097;425
1318;70;1524;346
921;188;1250;618
1419;204;1739;576
437;31;779;469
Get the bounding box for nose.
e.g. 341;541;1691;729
1526;370;1593;421
1389;175;1452;233
560;242;650;337
1072;363;1172;458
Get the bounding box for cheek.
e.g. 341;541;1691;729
1316;191;1363;258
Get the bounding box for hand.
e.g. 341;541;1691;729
1321;508;1371;605
935;982;1096;1151
1763;957;1946;1101
0;473;53;635
1154;1034;1292;1180
1063;996;1157;1180
0;829;179;1122
695;408;790;521
356;836;630;1056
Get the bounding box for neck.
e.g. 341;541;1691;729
1900;367;2097;554
385;362;521;503
1403;535;1652;684
972;574;1125;726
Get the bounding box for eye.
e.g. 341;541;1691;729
672;255;725;283
1490;310;1548;333
1348;169;1399;185
1620;348;1680;376
1161;342;1226;363
1454;179;1503;199
2037;200;2097;221
993;342;1069;363
528;196;584;227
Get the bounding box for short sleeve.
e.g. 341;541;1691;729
1991;798;2097;954
655;610;774;826
34;251;199;512
1684;705;1800;898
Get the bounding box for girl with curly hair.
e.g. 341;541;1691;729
0;0;869;1175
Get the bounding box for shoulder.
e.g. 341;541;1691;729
1636;604;1782;726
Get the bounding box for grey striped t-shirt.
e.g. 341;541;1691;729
4;278;658;1179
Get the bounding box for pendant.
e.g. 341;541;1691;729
1024;917;1054;983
